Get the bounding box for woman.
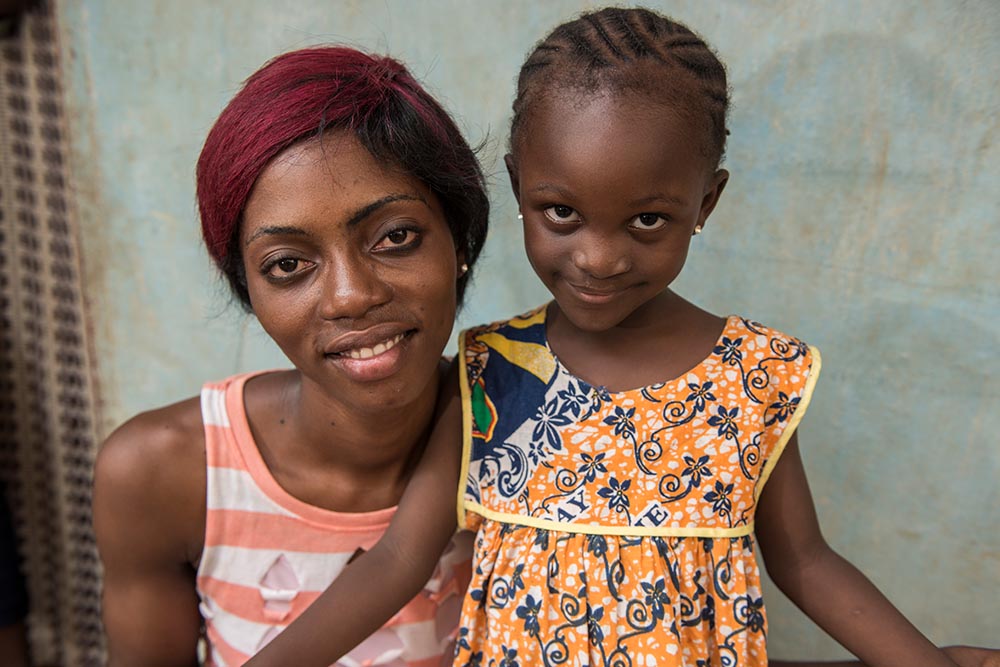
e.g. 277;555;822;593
93;46;488;667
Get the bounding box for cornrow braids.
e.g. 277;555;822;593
511;7;730;168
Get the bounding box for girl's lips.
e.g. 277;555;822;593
567;282;627;305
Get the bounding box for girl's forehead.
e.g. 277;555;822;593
517;92;710;177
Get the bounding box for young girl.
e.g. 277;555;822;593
248;8;994;667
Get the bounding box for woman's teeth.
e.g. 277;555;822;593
343;333;405;360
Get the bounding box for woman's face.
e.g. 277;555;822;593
240;131;459;413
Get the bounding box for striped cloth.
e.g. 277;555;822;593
196;372;471;667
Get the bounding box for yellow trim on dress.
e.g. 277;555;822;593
754;345;822;501
506;306;546;329
476;332;556;385
464;500;755;537
456;332;473;531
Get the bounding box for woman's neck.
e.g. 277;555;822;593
245;368;440;512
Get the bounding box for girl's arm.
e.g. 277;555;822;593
245;362;465;667
755;433;960;667
769;647;1000;667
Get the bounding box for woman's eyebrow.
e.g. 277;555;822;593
244;225;308;247
243;193;428;248
345;193;426;228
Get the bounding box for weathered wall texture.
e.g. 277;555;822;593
58;0;998;658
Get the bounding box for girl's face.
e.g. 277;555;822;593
509;92;727;333
240;131;459;412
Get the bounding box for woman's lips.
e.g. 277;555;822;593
324;329;417;383
338;332;405;360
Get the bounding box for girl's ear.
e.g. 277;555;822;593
504;154;521;205
697;169;729;229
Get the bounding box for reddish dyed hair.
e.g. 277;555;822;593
196;46;489;310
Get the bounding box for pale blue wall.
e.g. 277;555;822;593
59;0;998;658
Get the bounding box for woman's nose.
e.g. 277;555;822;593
571;230;631;280
317;255;392;320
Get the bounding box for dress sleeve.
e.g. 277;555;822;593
754;343;822;500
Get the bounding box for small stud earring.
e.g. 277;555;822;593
517;213;523;220
459;262;469;276
693;225;703;236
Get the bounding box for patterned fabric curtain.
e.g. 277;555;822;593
0;1;105;665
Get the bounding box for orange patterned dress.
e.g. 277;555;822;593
453;306;820;667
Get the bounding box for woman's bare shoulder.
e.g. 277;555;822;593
99;396;205;475
94;396;207;555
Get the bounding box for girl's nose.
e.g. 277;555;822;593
571;231;631;280
317;256;392;320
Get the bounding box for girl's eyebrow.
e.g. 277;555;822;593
530;182;572;198
628;193;686;207
530;183;686;207
243;193;427;248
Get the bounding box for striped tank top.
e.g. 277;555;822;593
196;372;472;667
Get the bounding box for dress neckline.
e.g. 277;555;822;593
538;302;738;398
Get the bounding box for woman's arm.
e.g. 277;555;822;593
755;433;959;667
245;362;465;667
94;402;206;667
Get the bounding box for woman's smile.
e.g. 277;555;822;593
322;328;416;383
331;331;407;361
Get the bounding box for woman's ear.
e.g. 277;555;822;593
696;168;729;230
504;154;521;205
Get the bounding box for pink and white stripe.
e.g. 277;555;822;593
196;373;471;666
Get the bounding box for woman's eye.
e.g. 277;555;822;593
262;256;309;280
375;226;420;250
629;213;668;231
386;228;413;245
543;205;580;224
275;258;299;273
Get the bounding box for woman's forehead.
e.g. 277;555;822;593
242;133;437;235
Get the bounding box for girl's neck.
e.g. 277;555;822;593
546;293;727;393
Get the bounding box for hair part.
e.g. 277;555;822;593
197;47;489;310
510;7;730;169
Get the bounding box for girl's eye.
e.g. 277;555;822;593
629;213;668;231
374;226;421;250
543;205;581;224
